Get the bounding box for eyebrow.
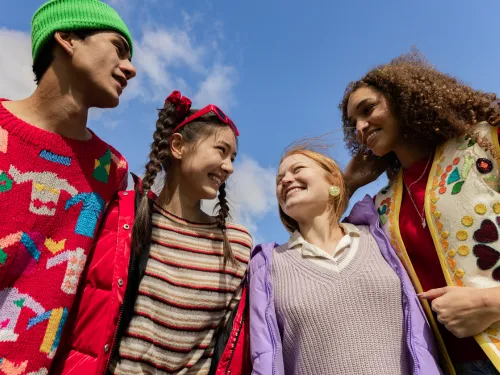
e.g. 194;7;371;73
356;98;371;111
276;162;302;181
347;98;371;124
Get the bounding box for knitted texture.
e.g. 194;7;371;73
0;99;128;374
272;225;410;375
31;0;133;62
110;204;252;375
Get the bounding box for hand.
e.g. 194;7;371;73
343;152;388;196
419;286;500;338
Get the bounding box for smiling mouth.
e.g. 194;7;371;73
284;186;305;201
365;129;381;145
113;75;127;91
208;173;223;187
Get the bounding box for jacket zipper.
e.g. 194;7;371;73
224;313;245;374
104;241;136;373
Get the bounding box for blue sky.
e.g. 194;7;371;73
2;0;500;245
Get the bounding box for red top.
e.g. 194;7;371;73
401;154;486;364
0;99;128;373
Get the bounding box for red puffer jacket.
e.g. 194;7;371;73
51;190;250;375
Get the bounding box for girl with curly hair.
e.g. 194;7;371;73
340;50;500;375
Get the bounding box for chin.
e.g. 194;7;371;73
91;90;120;109
283;200;302;218
201;187;218;200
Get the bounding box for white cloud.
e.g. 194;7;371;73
0;29;36;100
133;28;205;89
193;65;238;111
203;155;277;243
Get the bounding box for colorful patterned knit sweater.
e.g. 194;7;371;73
0;99;128;375
110;204;252;375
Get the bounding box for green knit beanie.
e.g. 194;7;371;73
31;0;133;63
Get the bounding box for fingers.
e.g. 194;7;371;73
418;287;451;300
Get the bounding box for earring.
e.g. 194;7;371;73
328;186;340;197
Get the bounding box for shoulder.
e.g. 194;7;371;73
225;222;253;248
249;242;282;274
88;130;128;170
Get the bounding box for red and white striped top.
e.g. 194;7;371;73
111;203;252;375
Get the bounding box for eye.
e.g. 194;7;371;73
216;146;226;153
114;42;124;56
293;166;304;173
363;103;375;115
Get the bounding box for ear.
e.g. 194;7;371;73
53;31;79;57
170;133;186;160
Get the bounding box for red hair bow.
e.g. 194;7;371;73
165;91;192;119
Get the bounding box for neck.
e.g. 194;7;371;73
4;68;91;140
157;175;209;223
298;213;344;255
393;141;433;169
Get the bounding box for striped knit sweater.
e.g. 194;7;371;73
110;204;252;375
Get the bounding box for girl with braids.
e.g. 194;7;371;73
51;91;253;375
341;50;500;375
248;146;442;375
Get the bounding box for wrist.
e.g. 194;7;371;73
344;178;359;197
482;287;500;318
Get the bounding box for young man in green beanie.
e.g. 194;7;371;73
0;1;136;373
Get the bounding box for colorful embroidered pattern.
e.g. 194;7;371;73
456;203;500;281
39;150;72;167
46;248;86;294
9;166;78;216
44;238;66;255
93;149;111;183
477;158;493;174
65;192;105;238
473;219;498;243
0;288;45;343
0;249;6;265
27;307;68;358
377;197;391;225
429;148;466;285
111;151;127;170
435;155;475;195
456;135;476;150
0;172;12;193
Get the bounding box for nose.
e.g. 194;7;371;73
280;172;294;187
356;119;369;141
222;158;234;175
121;59;137;80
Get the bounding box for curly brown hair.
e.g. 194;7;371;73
340;49;500;179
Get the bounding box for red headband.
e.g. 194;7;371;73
165;91;192;120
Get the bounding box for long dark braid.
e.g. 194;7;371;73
132;102;178;251
215;183;236;266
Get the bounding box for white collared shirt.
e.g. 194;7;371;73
287;223;360;272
